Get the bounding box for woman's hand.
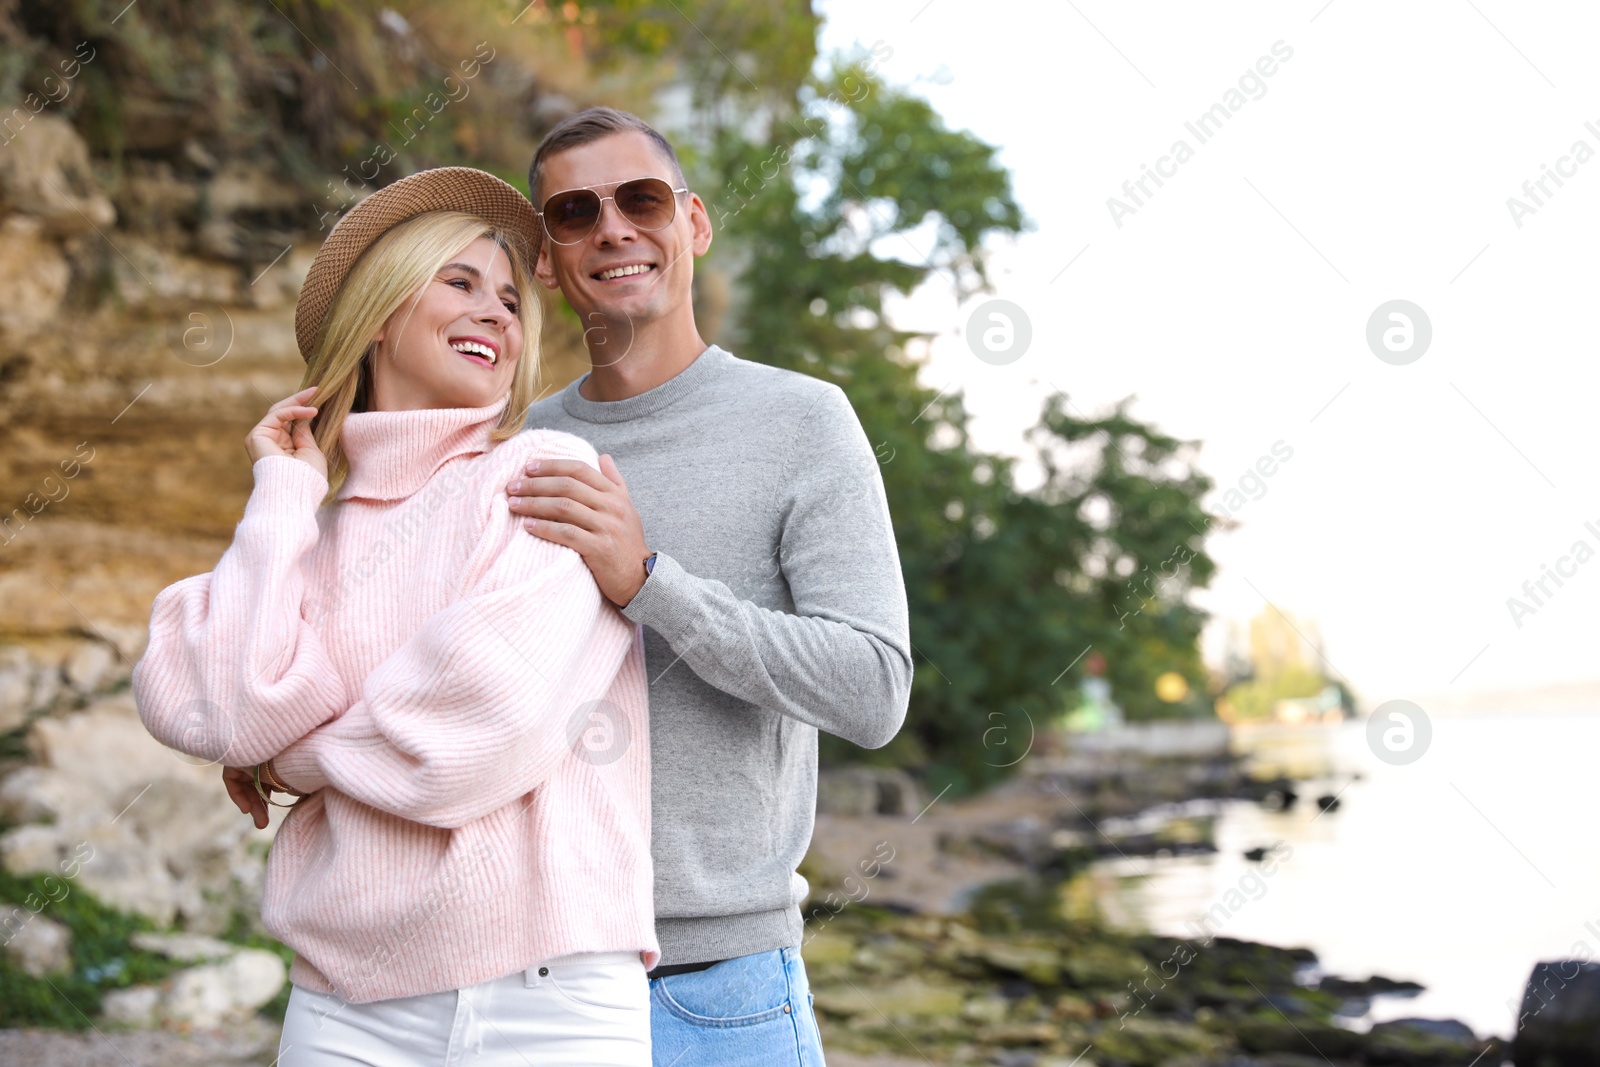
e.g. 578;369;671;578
223;765;271;830
246;386;326;480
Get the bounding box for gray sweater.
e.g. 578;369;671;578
525;344;912;966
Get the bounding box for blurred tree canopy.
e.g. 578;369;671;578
526;0;821;112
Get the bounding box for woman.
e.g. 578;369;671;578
131;167;657;1066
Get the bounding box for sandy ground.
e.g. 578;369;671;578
824;1053;933;1067
0;1016;282;1066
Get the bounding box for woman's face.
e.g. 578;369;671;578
368;235;524;411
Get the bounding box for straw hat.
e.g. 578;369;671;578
293;166;541;363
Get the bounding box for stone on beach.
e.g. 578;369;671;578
1513;960;1600;1067
2;912;72;976
160;949;287;1028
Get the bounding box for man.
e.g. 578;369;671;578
507;107;911;1063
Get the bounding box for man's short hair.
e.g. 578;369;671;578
527;106;687;203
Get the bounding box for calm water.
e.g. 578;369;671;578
1086;711;1600;1040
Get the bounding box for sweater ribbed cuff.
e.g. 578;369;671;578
247;455;330;517
268;738;328;796
619;549;690;636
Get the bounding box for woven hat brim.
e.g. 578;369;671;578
294;166;541;363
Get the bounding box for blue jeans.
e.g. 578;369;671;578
649;946;827;1066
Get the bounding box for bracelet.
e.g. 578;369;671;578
262;758;306;797
253;760;306;806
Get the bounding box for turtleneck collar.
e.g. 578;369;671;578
335;393;510;503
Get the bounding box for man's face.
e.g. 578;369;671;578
533;130;712;331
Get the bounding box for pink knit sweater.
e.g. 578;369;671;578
132;393;658;1002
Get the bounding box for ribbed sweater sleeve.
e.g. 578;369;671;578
268;435;636;829
619;384;912;749
133;454;347;767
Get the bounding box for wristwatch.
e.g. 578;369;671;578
643;551;658;577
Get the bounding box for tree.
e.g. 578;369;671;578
700;60;1219;793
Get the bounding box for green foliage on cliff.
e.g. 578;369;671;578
544;0;820;107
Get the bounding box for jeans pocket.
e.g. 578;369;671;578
654;952;793;1027
547;957;647;1016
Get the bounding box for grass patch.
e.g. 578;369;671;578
0;868;185;1029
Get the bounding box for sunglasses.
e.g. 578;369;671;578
536;177;690;246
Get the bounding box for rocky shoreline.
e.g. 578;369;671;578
804;902;1502;1067
802;743;1508;1066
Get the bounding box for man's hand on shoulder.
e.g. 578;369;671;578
504;449;652;607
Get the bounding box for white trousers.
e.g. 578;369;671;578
277;950;651;1066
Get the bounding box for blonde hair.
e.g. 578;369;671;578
300;210;543;505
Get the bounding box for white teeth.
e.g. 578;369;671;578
599;264;652;280
451;341;496;364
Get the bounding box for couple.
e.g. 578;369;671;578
131;106;912;1066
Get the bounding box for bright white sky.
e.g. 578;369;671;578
814;0;1600;711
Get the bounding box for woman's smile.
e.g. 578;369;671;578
449;335;501;367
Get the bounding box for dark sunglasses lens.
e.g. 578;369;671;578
614;178;677;229
544;190;601;242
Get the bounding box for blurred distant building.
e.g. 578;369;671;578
1270;684;1347;724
